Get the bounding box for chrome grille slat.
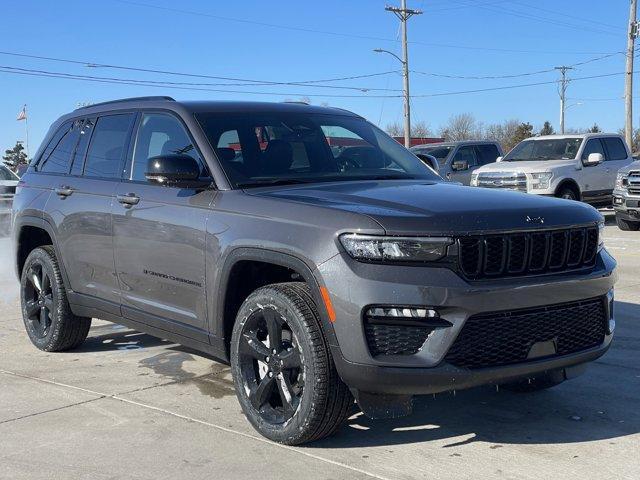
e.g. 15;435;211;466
477;172;527;192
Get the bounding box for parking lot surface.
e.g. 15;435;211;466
1;213;639;480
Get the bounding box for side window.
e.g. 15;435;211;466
581;139;606;161
602;137;628;161
39;120;81;174
84;114;135;178
70;118;95;176
475;144;500;165
131;113;202;182
453;146;477;167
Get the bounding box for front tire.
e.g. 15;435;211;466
230;282;353;445
20;246;91;351
616;214;640;231
557;187;578;201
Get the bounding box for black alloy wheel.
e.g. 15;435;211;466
23;261;54;339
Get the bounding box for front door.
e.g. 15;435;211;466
112;112;214;340
580;138;610;204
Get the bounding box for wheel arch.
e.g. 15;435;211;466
215;248;337;357
14;216;71;290
554;179;581;200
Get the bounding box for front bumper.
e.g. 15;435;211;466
319;248;617;394
613;190;640;219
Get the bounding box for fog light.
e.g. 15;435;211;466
613;196;624;206
367;307;439;319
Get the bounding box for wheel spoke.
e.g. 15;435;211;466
41;272;50;294
28;267;42;292
276;373;296;417
249;375;276;410
279;347;301;370
263;309;282;352
239;331;270;361
43;294;54;311
39;307;48;334
25;300;39;318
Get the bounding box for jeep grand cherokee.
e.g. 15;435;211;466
12;97;617;445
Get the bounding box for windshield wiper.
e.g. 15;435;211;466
236;178;314;188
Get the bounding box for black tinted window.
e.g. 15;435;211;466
581;138;606;161
131;113;201;182
70;118;95;176
602;137;627;161
40;120;81;174
475;144;500;165
84;114;134;178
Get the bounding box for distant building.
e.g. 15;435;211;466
391;137;445;147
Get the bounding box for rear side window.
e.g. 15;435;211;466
475;144;500;165
602;137;627;160
83;114;134;178
70;118;96;176
39;120;81;174
581;138;606;161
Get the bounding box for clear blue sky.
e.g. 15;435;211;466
0;0;633;156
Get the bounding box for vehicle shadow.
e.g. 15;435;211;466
74;323;173;352
311;300;640;449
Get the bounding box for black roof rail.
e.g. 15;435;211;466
75;96;176;110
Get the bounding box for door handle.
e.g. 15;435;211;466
116;193;140;207
54;186;74;197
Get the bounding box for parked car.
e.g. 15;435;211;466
471;134;634;206
13;97;616;445
613;159;640;230
410;140;503;185
0;164;20;235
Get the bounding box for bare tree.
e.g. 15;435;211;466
438;113;483;142
385;120;432;137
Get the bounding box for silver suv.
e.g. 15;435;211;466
613;159;640;230
410;140;502;184
472;134;634;206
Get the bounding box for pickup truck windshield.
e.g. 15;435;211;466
503;138;582;161
196;112;440;188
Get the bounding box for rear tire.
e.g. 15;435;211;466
616;214;640;231
501;371;565;393
230;282;353;445
20;246;91;351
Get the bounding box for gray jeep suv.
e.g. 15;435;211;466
12;97;616;445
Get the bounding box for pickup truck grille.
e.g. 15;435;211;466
458;226;598;280
476;172;527;192
444;297;607;369
628;171;640;195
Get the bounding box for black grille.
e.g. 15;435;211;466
444;297;607;369
364;323;433;356
458;226;598;280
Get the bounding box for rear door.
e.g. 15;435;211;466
44;113;135;311
112;111;214;341
602;137;633;193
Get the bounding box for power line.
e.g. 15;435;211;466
106;0;619;56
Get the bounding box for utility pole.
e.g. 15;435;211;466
625;0;638;150
385;1;422;148
555;66;573;134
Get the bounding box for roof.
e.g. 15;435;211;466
529;133;621;140
74;97;361;117
411;140;499;149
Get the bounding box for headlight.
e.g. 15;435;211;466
470;173;479;186
529;172;552;190
615;173;625;190
340;234;453;262
598;220;605;252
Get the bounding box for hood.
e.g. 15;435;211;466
478;159;577;173
248;180;600;235
619;160;640;174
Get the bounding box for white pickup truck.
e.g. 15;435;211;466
471;134;634;207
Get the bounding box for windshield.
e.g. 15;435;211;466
196;112;440;188
411;145;453;166
0;165;19;180
503;138;582;161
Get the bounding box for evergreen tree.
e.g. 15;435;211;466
2;142;27;172
540;121;555;136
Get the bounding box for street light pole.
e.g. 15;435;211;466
555;66;573;135
384;1;422;148
625;0;638;150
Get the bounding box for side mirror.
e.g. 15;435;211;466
415;153;439;172
451;159;469;171
584;152;604;166
145;154;210;188
496;156;503;163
